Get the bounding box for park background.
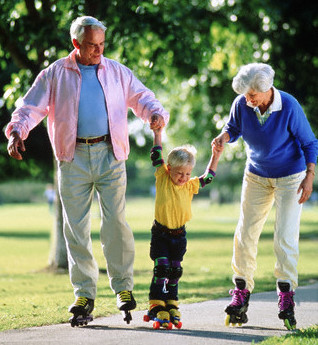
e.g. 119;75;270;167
0;0;317;337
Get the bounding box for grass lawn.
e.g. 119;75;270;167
0;197;317;334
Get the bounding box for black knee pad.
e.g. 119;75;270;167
169;266;183;280
154;264;170;279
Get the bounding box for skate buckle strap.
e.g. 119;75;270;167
229;288;249;306
279;291;295;309
74;296;89;307
118;290;132;303
162;278;169;294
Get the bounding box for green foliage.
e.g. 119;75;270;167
0;0;317;182
0;199;317;331
256;325;318;345
0;180;48;204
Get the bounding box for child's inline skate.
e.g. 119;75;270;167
166;300;182;329
224;278;250;327
143;300;173;329
116;290;136;324
68;297;94;327
277;282;296;330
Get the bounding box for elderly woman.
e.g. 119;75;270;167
213;63;318;330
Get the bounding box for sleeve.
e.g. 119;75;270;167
155;164;168;178
288;99;318;164
189;177;200;195
124;65;170;125
5;68;51;140
223;96;243;143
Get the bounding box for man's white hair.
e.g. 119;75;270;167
70;16;106;44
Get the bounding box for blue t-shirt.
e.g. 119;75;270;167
77;63;109;137
224;89;318;178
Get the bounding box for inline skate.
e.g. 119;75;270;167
278;282;296;330
224;278;250;327
68;296;94;327
116;290;136;324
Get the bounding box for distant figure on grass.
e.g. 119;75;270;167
6;15;169;326
44;184;56;212
143;116;223;329
212;63;318;330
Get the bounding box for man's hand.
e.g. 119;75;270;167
150;114;165;130
7;131;25;160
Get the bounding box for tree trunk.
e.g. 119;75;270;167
48;161;68;271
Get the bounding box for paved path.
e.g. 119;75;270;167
1;283;317;345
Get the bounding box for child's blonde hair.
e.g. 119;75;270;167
167;145;197;168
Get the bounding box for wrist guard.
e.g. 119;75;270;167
150;145;164;167
199;169;216;188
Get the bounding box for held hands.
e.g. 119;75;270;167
7;131;25;160
150;114;164;133
211;132;230;151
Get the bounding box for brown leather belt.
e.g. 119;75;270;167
153;220;185;236
76;135;111;144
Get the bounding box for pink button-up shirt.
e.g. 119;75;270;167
5;49;169;162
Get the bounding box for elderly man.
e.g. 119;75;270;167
6;16;169;326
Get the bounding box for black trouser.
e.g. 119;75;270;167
149;221;186;301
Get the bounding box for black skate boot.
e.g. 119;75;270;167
68;296;94;327
278;282;296;330
116;290;136;324
224;278;250;327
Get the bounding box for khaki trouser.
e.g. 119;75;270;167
58;140;134;299
232;170;305;292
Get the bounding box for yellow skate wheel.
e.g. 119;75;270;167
284;319;297;331
225;314;230;326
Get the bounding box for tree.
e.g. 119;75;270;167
1;0;317;267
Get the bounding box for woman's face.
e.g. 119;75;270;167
244;89;268;108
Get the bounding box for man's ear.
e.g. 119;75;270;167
72;38;80;49
167;164;171;172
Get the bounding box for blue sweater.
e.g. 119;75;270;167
224;90;318;178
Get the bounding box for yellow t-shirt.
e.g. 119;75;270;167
154;164;200;229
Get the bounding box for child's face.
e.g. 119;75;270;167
167;164;193;186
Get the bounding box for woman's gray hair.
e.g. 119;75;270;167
70;16;106;44
232;63;275;94
167;145;197;168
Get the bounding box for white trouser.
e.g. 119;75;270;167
58;141;135;299
232;170;305;292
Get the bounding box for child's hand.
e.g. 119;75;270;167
150;114;164;131
212;142;224;156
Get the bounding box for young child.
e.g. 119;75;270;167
144;120;223;329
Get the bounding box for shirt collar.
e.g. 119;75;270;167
64;49;107;71
270;87;282;112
